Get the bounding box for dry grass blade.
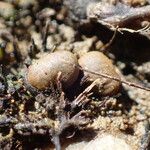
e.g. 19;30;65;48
76;65;150;92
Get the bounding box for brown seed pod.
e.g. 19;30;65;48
78;51;121;95
27;51;79;90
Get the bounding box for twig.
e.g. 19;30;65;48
101;26;118;52
71;79;99;108
117;23;150;34
76;65;150;92
28;38;39;58
13;39;23;62
42;20;50;52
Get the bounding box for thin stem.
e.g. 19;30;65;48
101;27;118;52
76;65;150;92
